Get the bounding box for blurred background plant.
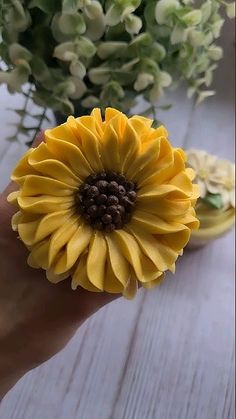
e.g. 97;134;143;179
0;0;234;145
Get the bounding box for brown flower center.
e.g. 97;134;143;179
75;171;137;232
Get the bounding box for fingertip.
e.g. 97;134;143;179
32;131;45;147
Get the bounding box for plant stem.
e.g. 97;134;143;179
26;108;47;147
16;85;32;141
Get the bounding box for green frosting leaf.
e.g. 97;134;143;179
201;193;224;209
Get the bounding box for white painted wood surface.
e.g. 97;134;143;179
0;23;234;419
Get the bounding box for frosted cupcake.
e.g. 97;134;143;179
8;108;199;298
187;149;235;248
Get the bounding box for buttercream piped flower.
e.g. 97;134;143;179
8;108;199;299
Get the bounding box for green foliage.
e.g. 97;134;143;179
0;0;234;144
201;192;224;209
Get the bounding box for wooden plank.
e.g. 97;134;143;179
110;232;235;419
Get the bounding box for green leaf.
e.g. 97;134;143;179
9;43;32;63
202;193;224;209
88;67;110;85
30;56;51;82
97;42;127;59
105;4;122;26
58;13;86;35
76;37;96;58
58;98;74;115
62;0;78;13
53;41;77;61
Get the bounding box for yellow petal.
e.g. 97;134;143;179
90;108;104;137
20;175;76;197
54;223;92;274
48;216;79;265
157;199;191;219
185;167;196;181
176;147;187;162
154;125;168;138
150;240;178;271
91;108;103;127
27;251;40;268
119;120;141;173
7;191;19;206
74;116;103;172
100;116;120;172
106;234;130;286
103;256;124;294
125;139;160;181
138;196;191;219
132;210;187;234
169;263;175;274
128;225;175;272
128;116;153;139
45;137;93;179
11;211;23;231
134;137;173;186
138;145;185;188
18;210;72;246
123;272;138;299
46;268;71;284
105;107;123;122
138;184;190;200
142;273;165;289
29;240;51;270
160;229;191;252
112;229;158;282
129;115;153;130
169;171;194;196
18;218;40;245
45;122;78;145
11;148;36;184
17;195;74;213
72;253;101;292
174;208;200;230
66;116;82;143
87;232;107;289
28;158;79;186
191;184;200;201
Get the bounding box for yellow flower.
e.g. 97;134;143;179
8;108;199;299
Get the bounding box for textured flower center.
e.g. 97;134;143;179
76;171;137;232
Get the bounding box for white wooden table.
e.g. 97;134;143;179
0;23;234;419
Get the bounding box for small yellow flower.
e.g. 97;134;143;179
8;108;199;299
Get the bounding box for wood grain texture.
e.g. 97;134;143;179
0;22;234;419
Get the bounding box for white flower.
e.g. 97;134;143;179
217;160;235;208
186;149;227;197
